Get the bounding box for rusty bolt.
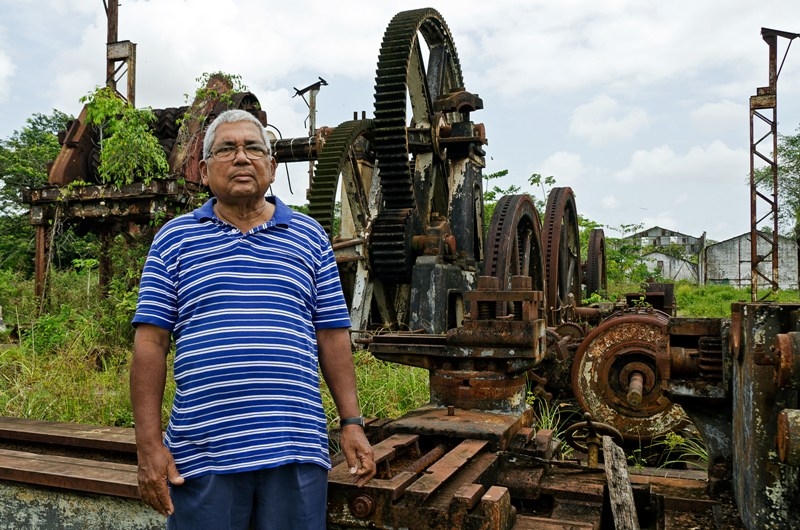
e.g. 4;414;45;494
777;409;800;466
349;494;376;519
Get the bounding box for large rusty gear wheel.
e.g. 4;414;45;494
584;228;607;298
308;119;392;337
370;7;467;283
484;194;546;314
543;187;581;323
308;119;375;236
571;308;689;441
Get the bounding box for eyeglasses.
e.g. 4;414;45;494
208;144;271;161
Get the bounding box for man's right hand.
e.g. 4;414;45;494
136;444;184;516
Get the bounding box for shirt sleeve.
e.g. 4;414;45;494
132;246;178;332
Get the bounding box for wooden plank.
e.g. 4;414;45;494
603;435;639;530
403;439;488;505
372;433;419;465
0;417;137;453
0;448;139;498
539;468;606;503
513;514;596;529
549;500;602;529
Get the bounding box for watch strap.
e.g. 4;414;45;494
340;416;365;427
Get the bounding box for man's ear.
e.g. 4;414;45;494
269;156;277;182
199;159;209;186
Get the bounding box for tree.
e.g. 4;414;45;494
754;124;800;237
603;223;657;288
0;110;73;272
0;110;72;215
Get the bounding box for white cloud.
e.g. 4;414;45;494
539;151;584;182
0;48;14;103
601;195;620;209
569;95;650;145
613;140;746;184
690;100;746;136
642;213;678;232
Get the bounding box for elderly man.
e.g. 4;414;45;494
131;109;375;529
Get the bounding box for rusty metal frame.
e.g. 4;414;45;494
105;0;136;105
748;27;799;301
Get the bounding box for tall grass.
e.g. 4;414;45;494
0;269;427;429
321;350;429;429
674;280;800;318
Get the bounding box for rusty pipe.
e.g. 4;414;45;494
402;444;448;475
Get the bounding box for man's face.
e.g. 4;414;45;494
200;121;276;204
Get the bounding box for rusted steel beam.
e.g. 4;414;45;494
98;231;112;297
384;407;532;452
34;226;47;300
26;179;185;204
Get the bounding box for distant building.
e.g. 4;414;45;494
704;232;799;290
626;226;799;289
625;226;705;256
641;251;698;283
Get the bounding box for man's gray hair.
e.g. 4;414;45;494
202;109;272;160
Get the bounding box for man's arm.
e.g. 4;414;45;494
130;323;184;515
317;327;376;486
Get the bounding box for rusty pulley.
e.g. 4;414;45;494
571;308;688;441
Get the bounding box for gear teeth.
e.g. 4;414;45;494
370;8;464;282
307;120;373;236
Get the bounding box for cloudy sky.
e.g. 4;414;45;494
2;0;800;242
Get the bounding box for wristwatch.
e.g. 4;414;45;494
340;416;365;428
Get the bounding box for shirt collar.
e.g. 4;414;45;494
194;196;293;228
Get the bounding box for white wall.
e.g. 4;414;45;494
705;234;799;290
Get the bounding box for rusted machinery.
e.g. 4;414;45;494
320;8;799;529
20;6;800;529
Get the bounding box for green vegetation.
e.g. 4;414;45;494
81;86;169;186
675;281;800;317
0;269;428;429
0;110;74;273
527;392;579;458
0;268;152;426
321;350;429;430
755;124;800;236
653;430;708;471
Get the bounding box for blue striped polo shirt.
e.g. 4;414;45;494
132;196;351;479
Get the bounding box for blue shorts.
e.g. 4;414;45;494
167;463;328;530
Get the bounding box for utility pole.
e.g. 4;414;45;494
748;28;799;301
293;77;328;186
